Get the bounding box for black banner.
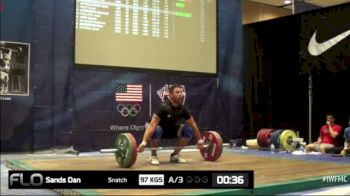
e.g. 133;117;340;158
8;170;254;189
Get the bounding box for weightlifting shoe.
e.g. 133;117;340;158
170;154;186;163
149;156;160;165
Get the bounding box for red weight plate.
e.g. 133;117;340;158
200;131;223;161
257;129;264;147
259;128;274;148
266;129;275;146
261;129;269;147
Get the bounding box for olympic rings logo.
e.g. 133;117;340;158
116;104;142;117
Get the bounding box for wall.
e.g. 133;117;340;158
242;1;291;24
0;0;244;152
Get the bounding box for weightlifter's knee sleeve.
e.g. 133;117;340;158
152;126;163;139
181;124;193;139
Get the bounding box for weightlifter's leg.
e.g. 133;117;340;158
149;126;162;165
173;137;191;154
170;125;193;163
150;139;160;156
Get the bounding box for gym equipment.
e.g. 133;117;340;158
257;128;275;148
200;131;223;161
257;129;304;151
280;129;297;151
100;131;228;168
113;133;138;168
245;139;258;148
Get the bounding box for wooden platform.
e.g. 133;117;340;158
6;150;350;195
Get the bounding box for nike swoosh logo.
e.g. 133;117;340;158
308;29;350;56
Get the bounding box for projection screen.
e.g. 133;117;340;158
75;0;217;74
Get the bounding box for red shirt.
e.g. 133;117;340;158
320;124;342;146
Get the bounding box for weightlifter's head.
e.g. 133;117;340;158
168;85;184;105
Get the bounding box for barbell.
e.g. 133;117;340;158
100;131;228;168
257;129;300;150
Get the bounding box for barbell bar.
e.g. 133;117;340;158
100;143;231;153
101;131;227;168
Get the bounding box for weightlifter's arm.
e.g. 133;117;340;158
186;116;204;149
138;114;160;152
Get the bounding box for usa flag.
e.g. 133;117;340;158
115;84;143;102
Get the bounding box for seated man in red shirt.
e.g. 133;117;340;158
306;114;342;153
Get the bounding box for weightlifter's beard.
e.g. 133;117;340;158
168;96;183;106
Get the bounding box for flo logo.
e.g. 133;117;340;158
156;84;186;104
115;83;143;117
9;173;44;187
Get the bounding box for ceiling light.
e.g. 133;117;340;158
284;0;292;4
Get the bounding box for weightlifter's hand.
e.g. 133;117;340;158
197;139;204;149
138;141;147;152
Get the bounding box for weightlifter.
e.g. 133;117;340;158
137;85;204;165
